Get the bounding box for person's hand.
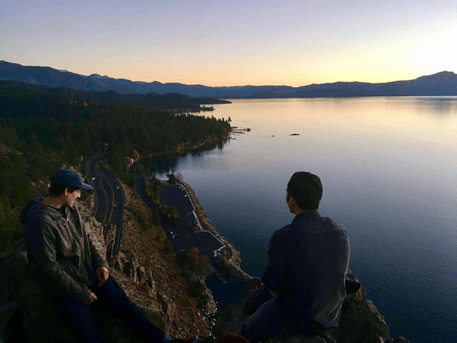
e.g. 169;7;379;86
85;292;97;305
248;277;261;294
96;267;109;286
267;288;278;297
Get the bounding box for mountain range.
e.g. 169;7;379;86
1;60;457;98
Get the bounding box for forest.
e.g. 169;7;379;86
0;81;231;252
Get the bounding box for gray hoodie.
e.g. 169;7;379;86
20;197;108;304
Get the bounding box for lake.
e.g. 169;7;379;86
158;98;457;343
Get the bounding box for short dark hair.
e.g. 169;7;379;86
48;178;80;196
287;171;323;211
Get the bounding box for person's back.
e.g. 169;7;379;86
240;171;350;343
266;211;349;328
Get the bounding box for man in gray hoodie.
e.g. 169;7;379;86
21;169;195;343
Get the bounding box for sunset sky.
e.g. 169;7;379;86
1;0;456;87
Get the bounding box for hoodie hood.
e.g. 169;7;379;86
19;196;66;224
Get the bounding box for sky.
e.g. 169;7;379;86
1;0;456;87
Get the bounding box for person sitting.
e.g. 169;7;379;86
239;172;350;343
20;169;197;343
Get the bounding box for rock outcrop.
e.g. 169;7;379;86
210;272;409;343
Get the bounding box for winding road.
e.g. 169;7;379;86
88;154;125;255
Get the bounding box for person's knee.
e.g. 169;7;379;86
92;276;126;300
92;275;114;291
238;316;263;343
250;285;272;311
57;296;89;315
238;318;252;342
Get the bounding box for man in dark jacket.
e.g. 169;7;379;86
21;169;195;343
239;172;350;343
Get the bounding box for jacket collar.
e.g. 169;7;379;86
292;210;321;224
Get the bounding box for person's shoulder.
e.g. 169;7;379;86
316;213;345;230
25;211;58;231
311;213;347;236
270;222;297;242
24;199;62;227
321;217;349;241
329;218;347;233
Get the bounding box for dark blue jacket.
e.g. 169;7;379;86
262;211;350;328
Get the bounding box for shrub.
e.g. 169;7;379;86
163;239;173;254
147;312;163;330
196;255;210;277
188;280;205;299
178;297;187;306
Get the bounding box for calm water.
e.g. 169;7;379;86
161;98;457;342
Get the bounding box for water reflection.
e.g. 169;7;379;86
136;137;230;176
412;96;457;116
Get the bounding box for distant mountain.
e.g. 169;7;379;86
1;60;457;98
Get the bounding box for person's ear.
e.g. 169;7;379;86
287;195;301;214
289;196;297;207
286;191;293;204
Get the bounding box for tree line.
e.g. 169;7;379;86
0;81;231;251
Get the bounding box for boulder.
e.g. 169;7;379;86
330;288;390;343
210;273;407;343
137;265;146;283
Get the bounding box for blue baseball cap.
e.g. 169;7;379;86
51;169;92;190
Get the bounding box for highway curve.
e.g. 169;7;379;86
88;155;125;255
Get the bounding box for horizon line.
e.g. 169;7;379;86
1;60;455;89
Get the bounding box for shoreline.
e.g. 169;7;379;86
139;128;232;162
177;180;252;283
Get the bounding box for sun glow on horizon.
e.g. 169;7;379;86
2;0;456;88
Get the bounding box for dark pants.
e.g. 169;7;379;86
56;276;165;343
239;285;325;343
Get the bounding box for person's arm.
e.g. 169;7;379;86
85;231;109;286
95;266;109;286
85;292;98;305
261;230;291;295
89;239;107;268
25;216;91;304
74;205;108;273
